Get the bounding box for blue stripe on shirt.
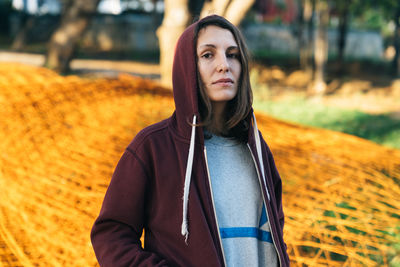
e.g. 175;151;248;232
259;204;267;227
220;227;273;243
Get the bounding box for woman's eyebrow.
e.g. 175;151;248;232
227;46;239;51
198;44;239;50
198;44;216;49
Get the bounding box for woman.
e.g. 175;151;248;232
91;15;289;267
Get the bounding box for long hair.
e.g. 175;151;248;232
194;15;253;139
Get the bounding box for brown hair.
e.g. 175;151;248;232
194;15;253;139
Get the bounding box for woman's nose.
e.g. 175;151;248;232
216;54;229;72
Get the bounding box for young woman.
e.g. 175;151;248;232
91;15;290;267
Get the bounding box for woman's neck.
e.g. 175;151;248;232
207;102;228;136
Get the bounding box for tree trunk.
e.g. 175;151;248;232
393;7;400;77
308;0;316;67
212;0;230;16
224;0;256;26
11;14;35;51
200;0;229;18
200;0;255;26
299;0;314;74
310;0;329;95
337;2;349;72
156;0;190;88
298;0;305;68
44;0;100;73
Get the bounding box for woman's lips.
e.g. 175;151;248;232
212;78;234;84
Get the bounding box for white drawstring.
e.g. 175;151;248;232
181;115;197;243
252;113;271;201
181;114;269;243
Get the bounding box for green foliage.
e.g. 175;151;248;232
351;8;387;31
253;97;400;149
388;226;400;267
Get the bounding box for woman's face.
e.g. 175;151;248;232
196;25;241;105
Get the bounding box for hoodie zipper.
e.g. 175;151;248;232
204;147;227;267
247;143;282;267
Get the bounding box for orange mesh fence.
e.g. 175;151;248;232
256;116;400;266
0;63;399;266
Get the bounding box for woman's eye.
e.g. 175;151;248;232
201;53;212;59
227;53;239;59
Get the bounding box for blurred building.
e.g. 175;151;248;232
12;0;60;14
11;0;164;15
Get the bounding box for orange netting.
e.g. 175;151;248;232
0;63;399;266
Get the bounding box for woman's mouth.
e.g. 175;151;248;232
213;78;234;85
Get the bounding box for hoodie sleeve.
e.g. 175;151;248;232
91;149;169;267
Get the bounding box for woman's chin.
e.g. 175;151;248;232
210;95;235;102
208;89;237;103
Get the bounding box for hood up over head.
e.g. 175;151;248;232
171;15;269;243
171;17;199;141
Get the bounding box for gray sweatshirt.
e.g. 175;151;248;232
205;133;278;267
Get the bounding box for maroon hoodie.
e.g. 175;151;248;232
91;16;290;267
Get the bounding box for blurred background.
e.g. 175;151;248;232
0;0;400;266
1;0;400;148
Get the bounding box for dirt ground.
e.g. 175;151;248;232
0;51;160;79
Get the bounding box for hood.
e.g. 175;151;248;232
171;15;253;144
171;17;201;142
172;15;269;243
